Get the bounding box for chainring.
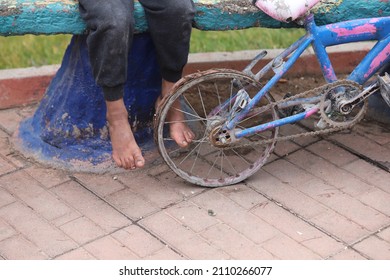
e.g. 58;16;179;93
319;80;367;128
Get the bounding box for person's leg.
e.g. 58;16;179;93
79;0;144;169
140;0;196;147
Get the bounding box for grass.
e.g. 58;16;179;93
0;34;72;69
190;28;304;52
0;28;304;69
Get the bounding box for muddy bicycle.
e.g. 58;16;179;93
154;0;390;187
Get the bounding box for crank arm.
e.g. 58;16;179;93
338;82;379;114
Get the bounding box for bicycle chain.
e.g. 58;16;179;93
226;79;362;148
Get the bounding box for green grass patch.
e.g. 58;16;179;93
0;34;72;69
0;28;304;69
190;28;304;53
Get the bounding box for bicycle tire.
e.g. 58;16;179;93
154;69;279;187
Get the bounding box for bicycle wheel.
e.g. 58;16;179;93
154;69;279;187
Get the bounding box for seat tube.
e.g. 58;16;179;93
306;14;337;83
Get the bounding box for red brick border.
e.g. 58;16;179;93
0;43;373;109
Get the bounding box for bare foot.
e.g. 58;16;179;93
106;100;145;169
160;80;195;147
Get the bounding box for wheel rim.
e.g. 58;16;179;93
155;70;279;187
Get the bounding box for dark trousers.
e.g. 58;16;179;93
78;0;195;101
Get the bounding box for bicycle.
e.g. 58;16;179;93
154;0;390;187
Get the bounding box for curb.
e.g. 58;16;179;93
0;42;385;114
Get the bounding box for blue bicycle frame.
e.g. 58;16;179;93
226;14;390;139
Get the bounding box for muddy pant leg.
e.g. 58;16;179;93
78;0;134;101
139;0;195;82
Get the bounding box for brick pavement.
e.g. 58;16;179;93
0;105;389;260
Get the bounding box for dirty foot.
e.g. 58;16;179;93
106;101;145;170
167;99;195;148
159;79;195;148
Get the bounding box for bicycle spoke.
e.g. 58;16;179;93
197;86;208;119
163;137;207;144
181;94;207;126
189;139;203;174
229;148;252;165
222;150;239;175
157;70;278;187
166;106;206;122
214;82;222;108
207;150;222;178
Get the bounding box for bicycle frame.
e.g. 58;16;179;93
226;14;390;139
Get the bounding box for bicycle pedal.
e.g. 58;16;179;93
378;72;390;107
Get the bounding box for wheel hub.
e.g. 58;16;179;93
209;125;233;148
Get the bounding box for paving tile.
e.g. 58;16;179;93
60;217;106;245
296;178;339;198
0;202;77;258
24;166;70;189
52;181;131;232
251;201;344;258
1;171;74;221
201;223;275;259
0;129;9;150
328;248;367;260
354;120;390;145
306;140;358;167
329;133;390;169
146;163;171;177
343;160;390;194
153;170;206;198
191;191;279;244
14;106;34;119
358;189;390;216
0;235;48;260
273;140;301;157
143;247;186;260
73;172;125;197
55;248;96;260
165;201;219;233
0;131;27;168
0;107;388;261
0;187;15;208
216;184;269;210
140;211;230;260
279;124;319;146
106;188;159;221
310;189;389;232
287;150;375;197
353;236;390;259
0;108;24;135
247;171;329;219
377;227;390;243
262;158;315;187
262;235;321;260
0;218;16;242
84;236;139;260
51;210;83;228
111;225;165;258
117;172;184;208
0;156;16;176
309;211;370;244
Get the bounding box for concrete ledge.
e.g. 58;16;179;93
0;41;380;109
